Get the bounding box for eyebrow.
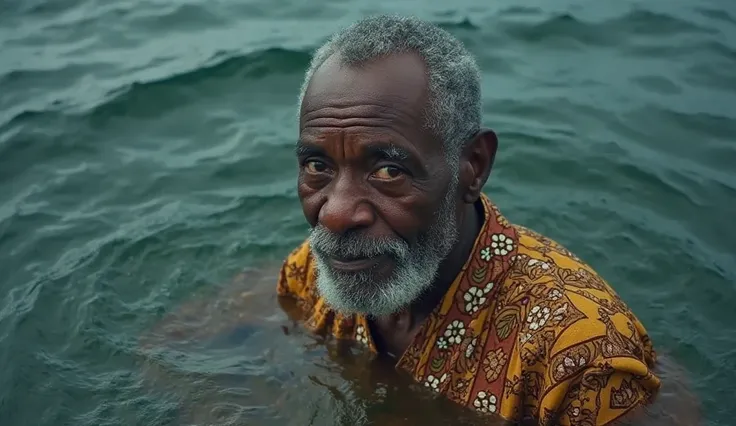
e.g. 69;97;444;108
295;140;324;157
367;144;411;162
295;140;413;163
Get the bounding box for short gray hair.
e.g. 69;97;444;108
298;15;482;164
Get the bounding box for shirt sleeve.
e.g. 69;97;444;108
545;357;659;426
536;314;661;426
276;240;314;299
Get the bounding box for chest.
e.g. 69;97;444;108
368;316;422;358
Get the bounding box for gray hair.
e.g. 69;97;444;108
298;15;482;165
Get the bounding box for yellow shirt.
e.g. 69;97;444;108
276;194;660;425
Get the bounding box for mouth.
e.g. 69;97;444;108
327;254;390;272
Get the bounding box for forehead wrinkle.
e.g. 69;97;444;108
300;105;422;149
301;102;418;126
300;124;419;154
302;118;401;130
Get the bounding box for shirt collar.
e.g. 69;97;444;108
356;193;519;361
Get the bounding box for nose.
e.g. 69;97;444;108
318;174;375;235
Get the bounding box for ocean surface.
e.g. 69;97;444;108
1;0;735;424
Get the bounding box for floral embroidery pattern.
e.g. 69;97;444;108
355;324;368;345
444;320;466;345
482;348;508;382
480;247;492;262
551;344;592;382
286;263;307;282
490;233;514;256
520;332;532;345
548;288;562;301
610;378;641;409
463;285;491;314
436;337;449;351
527;305;551;331
527;258;550;270
473;391;498;413
456;333;481;374
551;303;568;323
465;337;478;359
424;373;448;392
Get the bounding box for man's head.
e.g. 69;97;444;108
296;15;497;317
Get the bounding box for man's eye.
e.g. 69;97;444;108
373;166;403;180
305;160;328;174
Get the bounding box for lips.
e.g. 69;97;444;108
327;254;388;272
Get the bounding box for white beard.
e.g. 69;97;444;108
309;184;458;317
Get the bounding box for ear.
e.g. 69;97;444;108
460;128;498;204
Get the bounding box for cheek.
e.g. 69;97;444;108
373;194;438;241
393;178;456;238
297;180;321;227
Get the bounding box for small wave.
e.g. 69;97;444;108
0;46;310;130
629;75;682;96
1;0;76;19
608;9;720;36
651;108;736;144
125;3;230;33
616;159;704;208
696;6;736;27
434;6;546;30
624;37;736;63
498;12;611;47
434;17;479;31
85;47;310;122
497;6;545;18
498;9;718;47
0;62;98;87
0;108;51;127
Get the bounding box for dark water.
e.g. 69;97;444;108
1;0;735;425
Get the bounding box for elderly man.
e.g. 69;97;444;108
277;15;661;425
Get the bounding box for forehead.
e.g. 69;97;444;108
300;52;435;146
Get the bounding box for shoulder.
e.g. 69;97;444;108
276;239;317;299
508;224;645;330
506;224;656;364
495;225;660;424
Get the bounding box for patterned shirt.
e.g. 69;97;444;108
276;194;660;425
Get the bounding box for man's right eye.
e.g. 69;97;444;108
305;160;328;174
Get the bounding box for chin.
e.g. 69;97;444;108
315;262;428;318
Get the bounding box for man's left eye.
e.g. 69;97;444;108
373;166;403;180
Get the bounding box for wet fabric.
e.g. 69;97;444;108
277;194;660;425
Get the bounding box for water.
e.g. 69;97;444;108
1;0;735;424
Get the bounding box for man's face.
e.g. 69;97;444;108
297;53;460;317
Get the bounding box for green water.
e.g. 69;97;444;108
1;0;735;425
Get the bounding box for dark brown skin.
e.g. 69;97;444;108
298;52;498;357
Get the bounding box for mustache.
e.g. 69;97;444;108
309;225;409;261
